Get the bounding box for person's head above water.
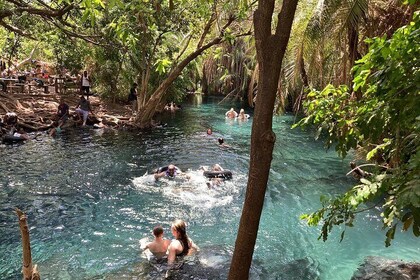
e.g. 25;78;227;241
153;225;164;238
207;128;212;135
212;164;223;171
171;219;187;239
218;138;224;145
166;164;177;177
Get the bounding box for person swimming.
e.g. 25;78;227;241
204;164;227;188
154;164;190;180
167;219;199;265
217;138;230;148
154;164;177;179
225;108;238;119
237;108;250;120
141;225;171;260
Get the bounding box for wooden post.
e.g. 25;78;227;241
15;208;40;280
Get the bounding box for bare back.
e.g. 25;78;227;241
147;239;171;256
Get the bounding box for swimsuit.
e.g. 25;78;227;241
176;239;188;256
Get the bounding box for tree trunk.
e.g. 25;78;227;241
228;0;298;279
135;22;239;127
16;208;40;280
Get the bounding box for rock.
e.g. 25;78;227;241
351;256;420;280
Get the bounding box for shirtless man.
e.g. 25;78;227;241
142;225;171;259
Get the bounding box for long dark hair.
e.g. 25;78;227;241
172;219;190;255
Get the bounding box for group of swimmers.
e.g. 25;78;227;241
225;108;250;120
141;220;199;267
153;163;227;188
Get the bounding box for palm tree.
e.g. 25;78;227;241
283;0;414;111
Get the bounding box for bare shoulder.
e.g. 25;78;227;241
189;238;199;251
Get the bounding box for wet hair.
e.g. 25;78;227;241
172;219;190;255
218;138;224;145
153;225;164;237
133;82;138;87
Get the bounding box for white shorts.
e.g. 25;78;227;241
75;108;89;121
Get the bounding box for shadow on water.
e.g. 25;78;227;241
97;246;236;280
100;248;321;280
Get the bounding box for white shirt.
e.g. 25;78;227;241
82;75;90;87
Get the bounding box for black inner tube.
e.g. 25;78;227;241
203;170;233;180
2;135;26;144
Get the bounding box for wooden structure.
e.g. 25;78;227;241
15;208;40;280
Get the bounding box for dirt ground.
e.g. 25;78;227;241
0;87;135;132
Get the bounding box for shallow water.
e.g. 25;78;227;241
0;97;418;280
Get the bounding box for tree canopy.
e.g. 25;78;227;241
0;2;418;278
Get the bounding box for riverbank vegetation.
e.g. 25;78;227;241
295;11;420;247
1;0;419;278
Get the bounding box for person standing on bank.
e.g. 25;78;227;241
80;70;91;99
128;82;138;114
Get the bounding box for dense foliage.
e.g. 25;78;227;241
295;11;420;246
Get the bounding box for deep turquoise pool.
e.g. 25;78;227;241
0;97;418;279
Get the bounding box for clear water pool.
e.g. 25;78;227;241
0;97;418;279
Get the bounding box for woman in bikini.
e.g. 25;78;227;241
167;219;199;265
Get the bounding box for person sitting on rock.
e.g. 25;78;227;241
56;98;69;123
75;96;94;126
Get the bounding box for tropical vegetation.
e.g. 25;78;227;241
1;0;419;278
295;9;420;247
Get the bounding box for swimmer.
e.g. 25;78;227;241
167;219;199;265
237;108;250;120
154;164;190;180
225;108;238;119
205;164;225;188
141;225;171;259
217;138;230;148
154;164;178;179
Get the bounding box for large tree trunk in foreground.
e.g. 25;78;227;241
228;0;298;279
16;208;40;280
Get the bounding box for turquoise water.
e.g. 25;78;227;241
0;97;418;279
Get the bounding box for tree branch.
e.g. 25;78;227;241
197;9;217;49
0;20;36;39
